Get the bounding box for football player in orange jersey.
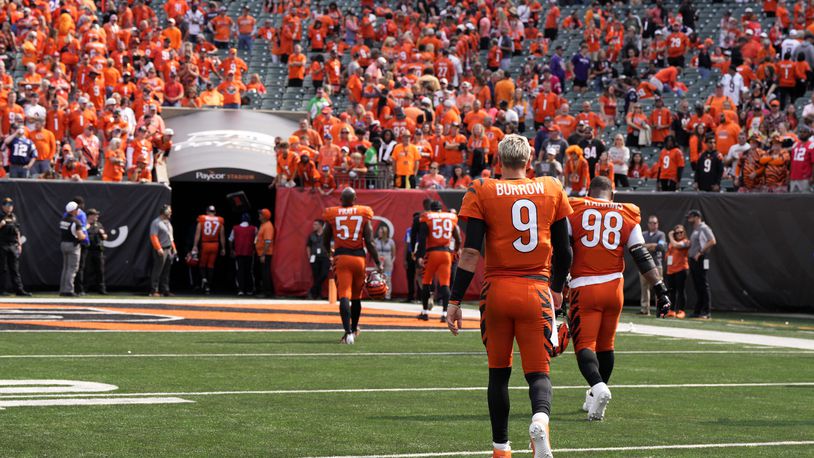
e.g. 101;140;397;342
415;200;461;322
449;134;573;458
567;177;670;421
323;188;382;344
191;205;226;294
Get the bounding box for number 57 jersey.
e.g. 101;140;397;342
459;177;572;279
567;197;641;281
323;205;374;254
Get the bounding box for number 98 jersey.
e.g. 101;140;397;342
459;177;572;279
567;197;641;279
323;205;374;252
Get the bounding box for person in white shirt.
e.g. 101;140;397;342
184;5;206;43
720;67;745;106
802;92;814;118
724;132;750;180
781;30;801;61
607;134;631;188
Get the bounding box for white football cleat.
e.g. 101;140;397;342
345;333;355;345
587;383;611;421
529;422;553;458
582;389;593;412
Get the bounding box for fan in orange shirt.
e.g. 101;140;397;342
567;176;670;421
656;135;686;191
217;72;246;108
287;44;307;87
210;8;234;49
322;188;383;344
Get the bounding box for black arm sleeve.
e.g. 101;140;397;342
549;218;572;293
676;165;684;182
415;222;429;258
629;243;657;274
449;218;486;302
462;218;485;251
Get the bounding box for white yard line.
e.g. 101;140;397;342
303;440;814;458
0;382;811;400
0;349;811;359
617;322;814;350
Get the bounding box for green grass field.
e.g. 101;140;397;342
1;311;813;457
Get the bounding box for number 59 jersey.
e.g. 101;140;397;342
323;205;374;252
567;197;642;279
419;211;458;250
459;177;572;279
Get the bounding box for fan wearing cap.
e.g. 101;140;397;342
218;71;247;109
59;201;88;297
191;205;226;294
0;198;30;296
235;6;256;52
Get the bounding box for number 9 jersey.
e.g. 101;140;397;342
567;197;641;279
459;177;572;279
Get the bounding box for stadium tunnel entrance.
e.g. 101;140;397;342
163;109;300;293
169;182;276;293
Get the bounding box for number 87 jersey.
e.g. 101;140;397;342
459;177;572;278
567;197;642;280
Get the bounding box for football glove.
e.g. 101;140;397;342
654;281;671;318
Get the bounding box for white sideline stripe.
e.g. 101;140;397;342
0;397;193;408
305;441;814;458
618;322;814;350
0;349;812;359
0;382;811;400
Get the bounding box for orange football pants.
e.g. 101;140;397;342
568;278;624;353
335;255;366;300
422;250;452;287
480;276;556;374
199;242;219;269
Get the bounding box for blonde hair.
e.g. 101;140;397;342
498;134;531;170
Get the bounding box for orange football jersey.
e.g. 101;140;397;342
459;177;572;279
420;211;459;250
198;215;224;243
567;197;641;279
323;205;374;251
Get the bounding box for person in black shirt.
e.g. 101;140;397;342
694;137;724;191
578;124;607;178
83;209;108;295
0;197;29;296
404;198;433;303
306;220;330;300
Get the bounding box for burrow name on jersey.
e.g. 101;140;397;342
495;180;546;196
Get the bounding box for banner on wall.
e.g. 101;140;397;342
272;188;814;311
0;180;171;288
272;188;485;298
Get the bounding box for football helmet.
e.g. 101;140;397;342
365;271;388;299
185;251;199;267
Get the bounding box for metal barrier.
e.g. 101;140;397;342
333;167;394;190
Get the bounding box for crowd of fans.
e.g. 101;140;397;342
0;0;812;191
